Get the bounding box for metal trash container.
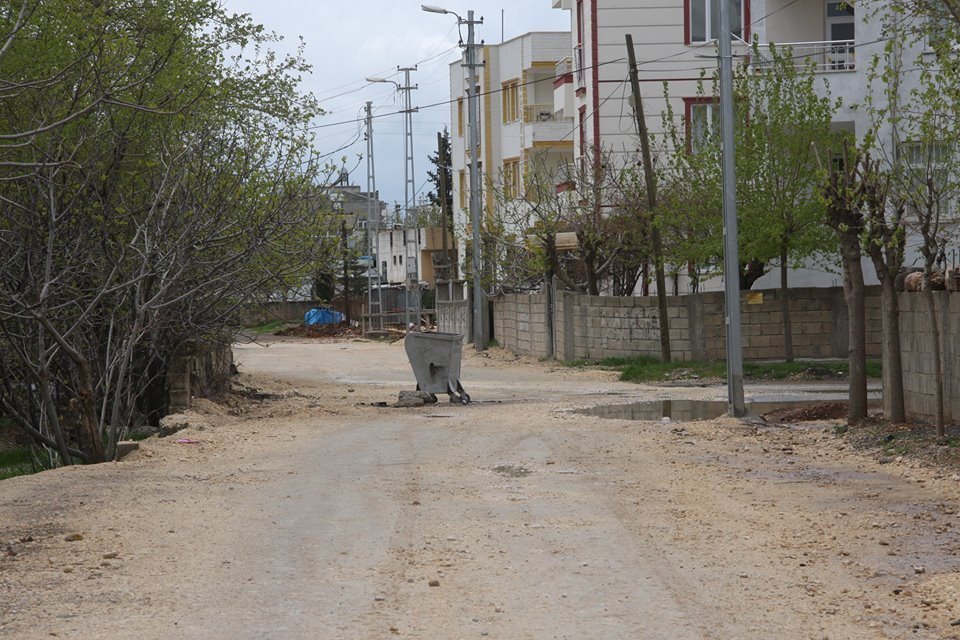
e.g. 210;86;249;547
404;332;470;404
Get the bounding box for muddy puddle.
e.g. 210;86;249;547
576;398;879;422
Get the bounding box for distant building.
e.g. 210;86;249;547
449;31;575;275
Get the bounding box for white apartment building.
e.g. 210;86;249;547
376;227;456;287
449;31;575;273
550;0;941;292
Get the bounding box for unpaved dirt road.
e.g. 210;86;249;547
2;337;960;639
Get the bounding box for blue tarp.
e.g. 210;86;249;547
304;307;344;326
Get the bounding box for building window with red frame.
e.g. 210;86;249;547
578;106;587;159
684;97;720;153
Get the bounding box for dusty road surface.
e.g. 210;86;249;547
2;337;960;639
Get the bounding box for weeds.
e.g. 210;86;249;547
565;357;882;384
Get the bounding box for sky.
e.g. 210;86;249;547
219;0;571;209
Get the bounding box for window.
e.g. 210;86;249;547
459;170;467;209
685;99;720;152
503;158;521;199
898;141;956;218
688;0;744;43
926;12;955;52
578;106;587;159
825;1;854;41
502;80;519;124
457;98;464;137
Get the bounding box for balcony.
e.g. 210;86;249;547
752;40;855;73
522;114;574;149
556;56;572;78
524;104;557;123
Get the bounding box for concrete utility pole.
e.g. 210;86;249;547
364;101;383;334
422;4;484;349
718;0;746;416
464;10;485;350
625;34;672;364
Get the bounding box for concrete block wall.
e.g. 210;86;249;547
898;291;960;424
494;285;883;362
700;287;882;361
495;294;548;356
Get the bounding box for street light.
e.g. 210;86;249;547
365;76;400;88
422;4;485;351
420;4;451;15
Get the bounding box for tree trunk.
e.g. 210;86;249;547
878;271;906;423
779;245;794;363
839;235;868;422
922;264;946;437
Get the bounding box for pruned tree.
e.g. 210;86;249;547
487;148;634;296
860;3;960;435
821;142;869;423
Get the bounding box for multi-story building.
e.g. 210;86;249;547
551;0;870;165
376;227;456;288
449;31;575;274
550;0;944;292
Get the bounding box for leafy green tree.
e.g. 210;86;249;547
0;0;336;463
734;44;840;362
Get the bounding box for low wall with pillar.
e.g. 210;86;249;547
494;286;883;363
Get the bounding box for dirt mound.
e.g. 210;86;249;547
762;401;848;423
275;322;364;339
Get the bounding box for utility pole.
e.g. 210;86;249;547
718;0;746;416
341;219;350;325
437;131;452;297
625;34;671;363
364;101;383;334
399;66;421;333
465;10;485;350
421;4;484;348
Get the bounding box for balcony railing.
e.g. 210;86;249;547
524;104;556;123
752;40;855;72
574;44;584;87
556;56;572;78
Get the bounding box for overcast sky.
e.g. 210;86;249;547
219;0;571;209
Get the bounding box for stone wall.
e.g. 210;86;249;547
494;286;883;363
898;291;960;424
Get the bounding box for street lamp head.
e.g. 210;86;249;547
365;76;387;83
420;4;449;14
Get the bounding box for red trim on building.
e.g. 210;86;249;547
683;96;718;153
744;0;752;41
598;77;705;83
578;105;587;159
683;0;691;45
575;87;587;97
590;0;600;169
553;73;573;89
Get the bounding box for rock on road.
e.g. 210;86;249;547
1;337;960;639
